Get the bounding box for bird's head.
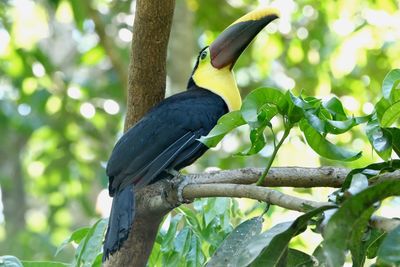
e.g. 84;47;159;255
189;8;279;111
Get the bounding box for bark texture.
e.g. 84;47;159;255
124;0;176;131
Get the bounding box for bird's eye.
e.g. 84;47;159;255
200;50;207;60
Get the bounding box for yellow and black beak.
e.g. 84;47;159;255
209;8;279;69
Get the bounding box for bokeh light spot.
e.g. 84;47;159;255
80;102;96;119
103;99;120;115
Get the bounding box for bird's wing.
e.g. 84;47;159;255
106;117;206;195
119;130;202;190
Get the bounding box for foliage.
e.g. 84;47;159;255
1;0;400;266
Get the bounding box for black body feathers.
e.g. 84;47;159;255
103;88;227;260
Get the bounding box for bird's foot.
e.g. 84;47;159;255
177;175;191;203
165;169;191;203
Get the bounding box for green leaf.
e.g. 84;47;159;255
206;216;263;267
284;91;304;124
342;160;400;190
240;87;287;127
322;97;348;120
239;124;269;156
92;254;102;267
250;205;335;267
21;261;70;267
299;119;362;161
199;111;245;148
161;214;183;252
365;117;392;160
0;256;23;267
382;69;400;100
376;97;391;123
286;249;316;267
304;111;326;133
376;225;400;266
323;180;400;267
380;101;400;127
75;218;108;267
56;227;90;256
348;206;375;267
326;115;370;135
187;234;203;267
174;227;191;254
288;91;319;110
366;230;386;259
385;127;400;157
236;221;293;266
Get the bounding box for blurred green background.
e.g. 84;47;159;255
0;0;399;262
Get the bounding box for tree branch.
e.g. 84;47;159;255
125;167;400;238
183;184;331;212
185;166;348;187
184;167;400;187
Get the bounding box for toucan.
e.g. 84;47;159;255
103;7;279;261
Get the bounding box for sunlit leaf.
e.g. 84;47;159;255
380;101;400;127
376;226;400;266
322;97;347;120
365;118;392;160
326;115;370;135
199;111;245;148
299;119;362;161
304;111;326;133
56;227;90;256
75;218;107;267
376;98;391;122
288;91;318;110
323;180;400;267
382;69;400;100
240;87;287;127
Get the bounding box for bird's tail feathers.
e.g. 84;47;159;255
102;186;135;262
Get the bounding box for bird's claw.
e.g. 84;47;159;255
165;169;191;203
177;175;191;203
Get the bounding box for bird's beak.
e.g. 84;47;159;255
209;8;279;70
